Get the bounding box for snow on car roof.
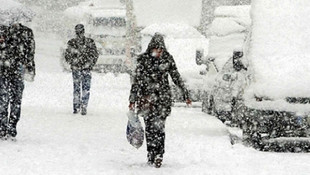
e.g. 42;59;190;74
214;5;251;29
64;0;125;19
209;18;247;36
214;5;250;18
141;23;204;39
133;0;202;27
247;0;310;99
206;5;251;73
78;0;124;8
64;5;91;19
88;8;125;18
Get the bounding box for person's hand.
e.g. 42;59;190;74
186;99;192;107
129;102;135;111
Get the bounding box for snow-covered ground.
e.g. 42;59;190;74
1;33;310;175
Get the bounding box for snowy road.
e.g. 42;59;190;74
1;34;310;175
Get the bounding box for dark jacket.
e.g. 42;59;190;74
0;25;8;59
129;34;189;116
0;25;8;75
1;24;35;76
65;36;98;70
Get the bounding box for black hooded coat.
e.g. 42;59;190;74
65;36;98;71
1;24;35;76
129;34;189;117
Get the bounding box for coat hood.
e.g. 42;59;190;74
146;33;167;53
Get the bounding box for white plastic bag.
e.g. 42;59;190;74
126;110;144;149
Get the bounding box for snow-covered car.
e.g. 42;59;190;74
202;50;249;125
200;5;251;120
61;0;127;73
140;23;209;102
239;0;310;152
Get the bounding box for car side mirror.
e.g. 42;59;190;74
222;74;231;81
208;57;215;62
196;49;203;65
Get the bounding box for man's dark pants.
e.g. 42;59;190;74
72;69;91;112
141;105;168;162
0;68;24;137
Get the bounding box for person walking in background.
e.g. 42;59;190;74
65;24;98;115
0;22;36;140
129;33;192;168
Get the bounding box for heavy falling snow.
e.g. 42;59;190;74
1;0;310;174
0;34;308;175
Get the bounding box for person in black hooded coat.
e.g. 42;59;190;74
129;33;192;168
0;23;36;139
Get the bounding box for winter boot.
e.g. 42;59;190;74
0;118;8;140
154;155;163;168
73;106;81;114
0;127;6;140
6;124;17;139
81;107;87;115
73;108;80;114
73;103;81;114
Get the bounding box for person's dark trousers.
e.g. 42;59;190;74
143;110;167;163
72;69;91;112
0;71;24;137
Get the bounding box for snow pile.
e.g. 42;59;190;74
207;5;250;74
140;23;208;89
246;0;310;99
133;0;202;27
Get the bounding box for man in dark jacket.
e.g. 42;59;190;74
65;24;98;115
129;33;192;168
0;23;36;140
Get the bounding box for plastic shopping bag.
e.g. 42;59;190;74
126;110;144;149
